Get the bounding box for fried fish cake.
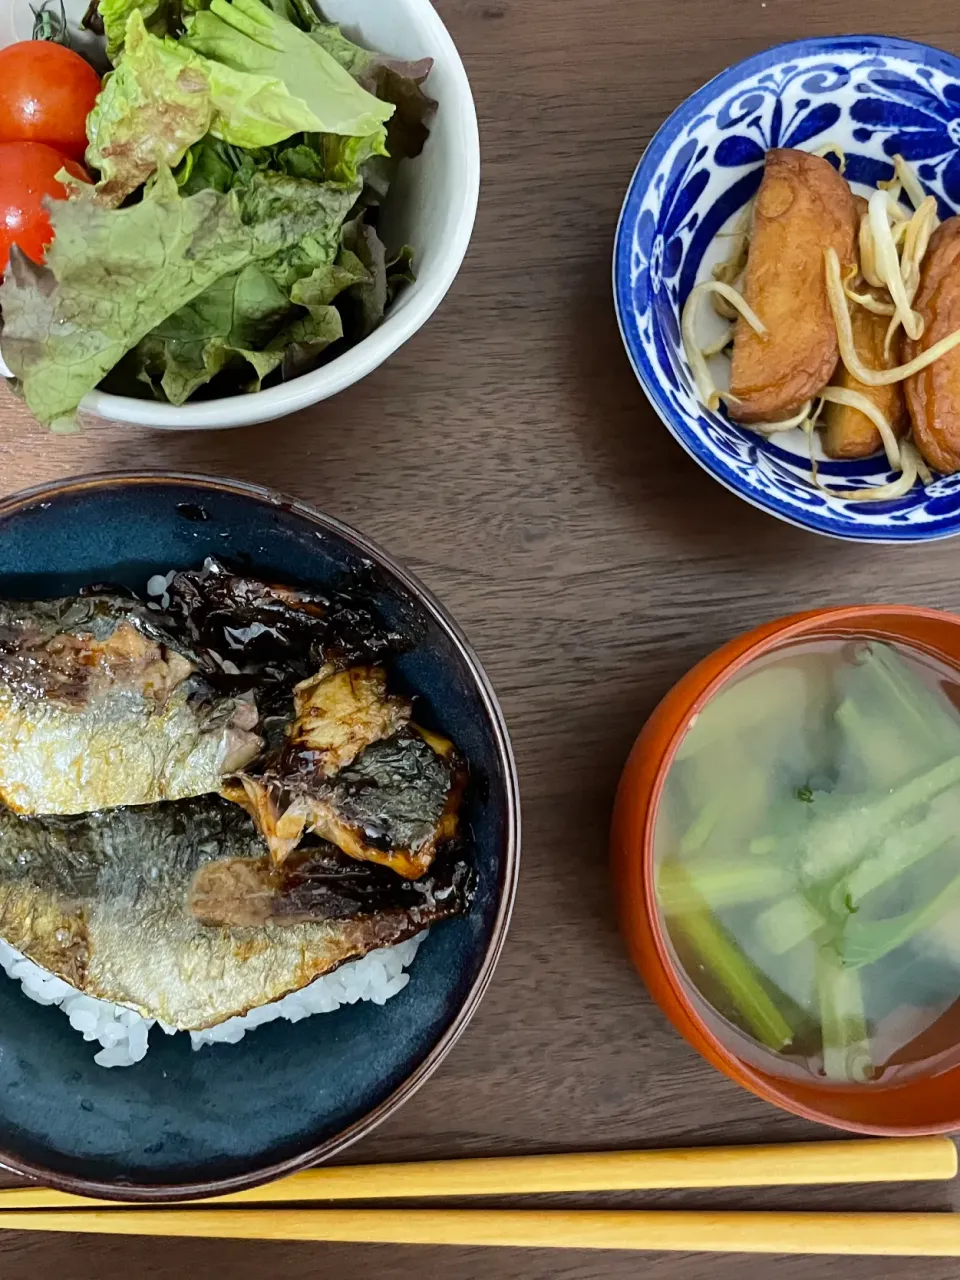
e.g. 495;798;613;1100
823;195;907;459
904;216;960;475
822;298;907;458
729;149;858;424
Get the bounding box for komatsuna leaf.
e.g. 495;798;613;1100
0;168;340;427
86;12;214;206
183;0;395;139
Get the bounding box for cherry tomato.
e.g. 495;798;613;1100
0;42;102;162
0;142;90;273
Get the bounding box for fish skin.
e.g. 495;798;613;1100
0;798;470;1030
164;558;413;718
227;665;466;877
0;595;262;815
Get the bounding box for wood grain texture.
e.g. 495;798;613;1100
2;0;960;1275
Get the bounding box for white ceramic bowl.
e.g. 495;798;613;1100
0;0;480;430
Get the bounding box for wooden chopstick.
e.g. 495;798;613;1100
1;1208;960;1254
0;1137;954;1210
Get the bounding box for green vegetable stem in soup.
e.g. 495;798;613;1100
654;634;960;1087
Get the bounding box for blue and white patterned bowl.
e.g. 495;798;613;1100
614;35;960;543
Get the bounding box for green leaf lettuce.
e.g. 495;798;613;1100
337;215;415;342
96;0;187;62
183;0;395;140
89;2;396;197
307;20;435;162
87;12;215;206
126;170;363;402
136;263;292;403
0;167;356;426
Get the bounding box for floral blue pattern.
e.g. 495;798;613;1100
852;67;960;205
613;35;960;543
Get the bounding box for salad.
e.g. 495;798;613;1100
0;0;435;429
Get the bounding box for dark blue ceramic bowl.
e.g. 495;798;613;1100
0;472;519;1200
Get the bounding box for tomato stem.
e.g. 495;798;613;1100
31;1;70;45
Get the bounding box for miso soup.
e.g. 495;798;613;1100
654;634;960;1086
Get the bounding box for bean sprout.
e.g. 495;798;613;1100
884;155;932;216
711;206;753;317
885;189;909;223
681;282;767;411
805;420;920;502
841;265;895;316
900;196;938;301
844;286;895;316
825;248;960;386
744;401;814;436
699;326;735;358
714;202;754;241
873;179;909;222
713;252;748;287
859;213;882;289
868;189;922;345
711;275;745;320
884;195;939;355
817;386;901;470
813;142;847;173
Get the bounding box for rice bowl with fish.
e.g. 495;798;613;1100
0;472;516;1197
0;557;475;1067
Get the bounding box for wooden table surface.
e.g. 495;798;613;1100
2;0;960;1275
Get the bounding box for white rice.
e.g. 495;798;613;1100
146;570;176;612
0;932;427;1069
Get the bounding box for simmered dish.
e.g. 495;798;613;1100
682;146;960;498
0;559;472;1066
655;635;960;1086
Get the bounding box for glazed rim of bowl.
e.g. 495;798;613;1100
637;604;960;1134
63;0;480;430
612;34;960;545
0;470;521;1200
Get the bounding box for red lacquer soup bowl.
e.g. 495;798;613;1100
612;605;960;1135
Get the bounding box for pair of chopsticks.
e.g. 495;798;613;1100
0;1137;958;1255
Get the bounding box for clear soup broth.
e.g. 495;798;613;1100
654;633;960;1087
